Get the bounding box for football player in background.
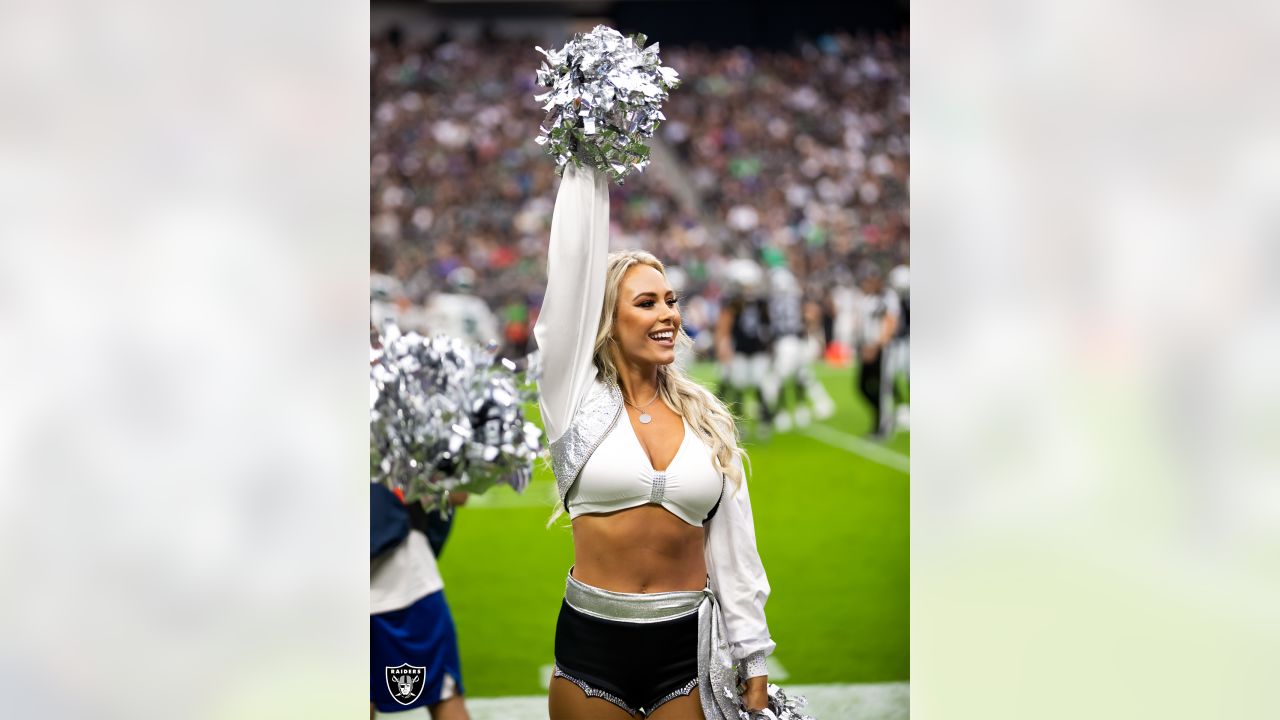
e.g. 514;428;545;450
764;267;835;431
420;267;500;347
885;264;910;433
852;261;901;439
715;259;775;438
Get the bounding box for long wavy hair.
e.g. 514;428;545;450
547;250;746;526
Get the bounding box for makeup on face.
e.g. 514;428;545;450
615;265;681;364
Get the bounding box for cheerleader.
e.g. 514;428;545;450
534;166;774;719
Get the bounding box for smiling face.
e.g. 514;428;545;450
611;264;681;368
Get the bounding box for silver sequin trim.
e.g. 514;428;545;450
648;676;699;712
649;471;667;504
742;650;770;678
552;665;637;715
550;379;623;505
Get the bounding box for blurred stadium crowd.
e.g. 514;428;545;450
370;27;908;367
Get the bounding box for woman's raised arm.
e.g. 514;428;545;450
532;164;610;444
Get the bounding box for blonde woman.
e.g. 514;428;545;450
535;165;774;720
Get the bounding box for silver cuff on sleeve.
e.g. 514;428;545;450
740;650;769;679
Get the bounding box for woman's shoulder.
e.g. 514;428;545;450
558;370;619;433
583;369;612;396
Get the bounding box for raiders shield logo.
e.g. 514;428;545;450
385;663;427;705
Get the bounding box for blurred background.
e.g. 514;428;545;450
370;0;910;717
370;1;909;367
5;0;1275;718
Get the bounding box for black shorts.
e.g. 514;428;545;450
553;599;699;716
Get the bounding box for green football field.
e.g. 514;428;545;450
436;362;909;697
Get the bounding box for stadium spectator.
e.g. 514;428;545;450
370;29;908;367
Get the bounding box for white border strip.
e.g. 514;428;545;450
803;424;911;474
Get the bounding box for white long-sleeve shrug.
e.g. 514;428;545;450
532;164;775;678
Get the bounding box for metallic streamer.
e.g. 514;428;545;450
370;322;542;511
534;25;680;184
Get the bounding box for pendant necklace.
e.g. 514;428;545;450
624;387;661;424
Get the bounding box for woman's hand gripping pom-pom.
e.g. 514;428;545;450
740;682;816;720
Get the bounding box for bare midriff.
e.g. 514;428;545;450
571;504;707;594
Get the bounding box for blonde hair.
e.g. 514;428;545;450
549;250;745;526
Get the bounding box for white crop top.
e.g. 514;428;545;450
566;418;724;526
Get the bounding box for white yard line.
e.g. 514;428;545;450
538;663;554;690
802;424;910;474
458;682;909;720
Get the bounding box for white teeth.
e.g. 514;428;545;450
649;331;673;341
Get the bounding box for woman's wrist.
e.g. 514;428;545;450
741;675;768;711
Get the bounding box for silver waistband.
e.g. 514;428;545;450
562;570;742;720
564;572;706;623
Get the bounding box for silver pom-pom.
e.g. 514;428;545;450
370;322;543;511
741;684;816;720
534;25;680;184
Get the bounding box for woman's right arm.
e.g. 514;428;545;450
705;454;775;679
532;164;610;444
